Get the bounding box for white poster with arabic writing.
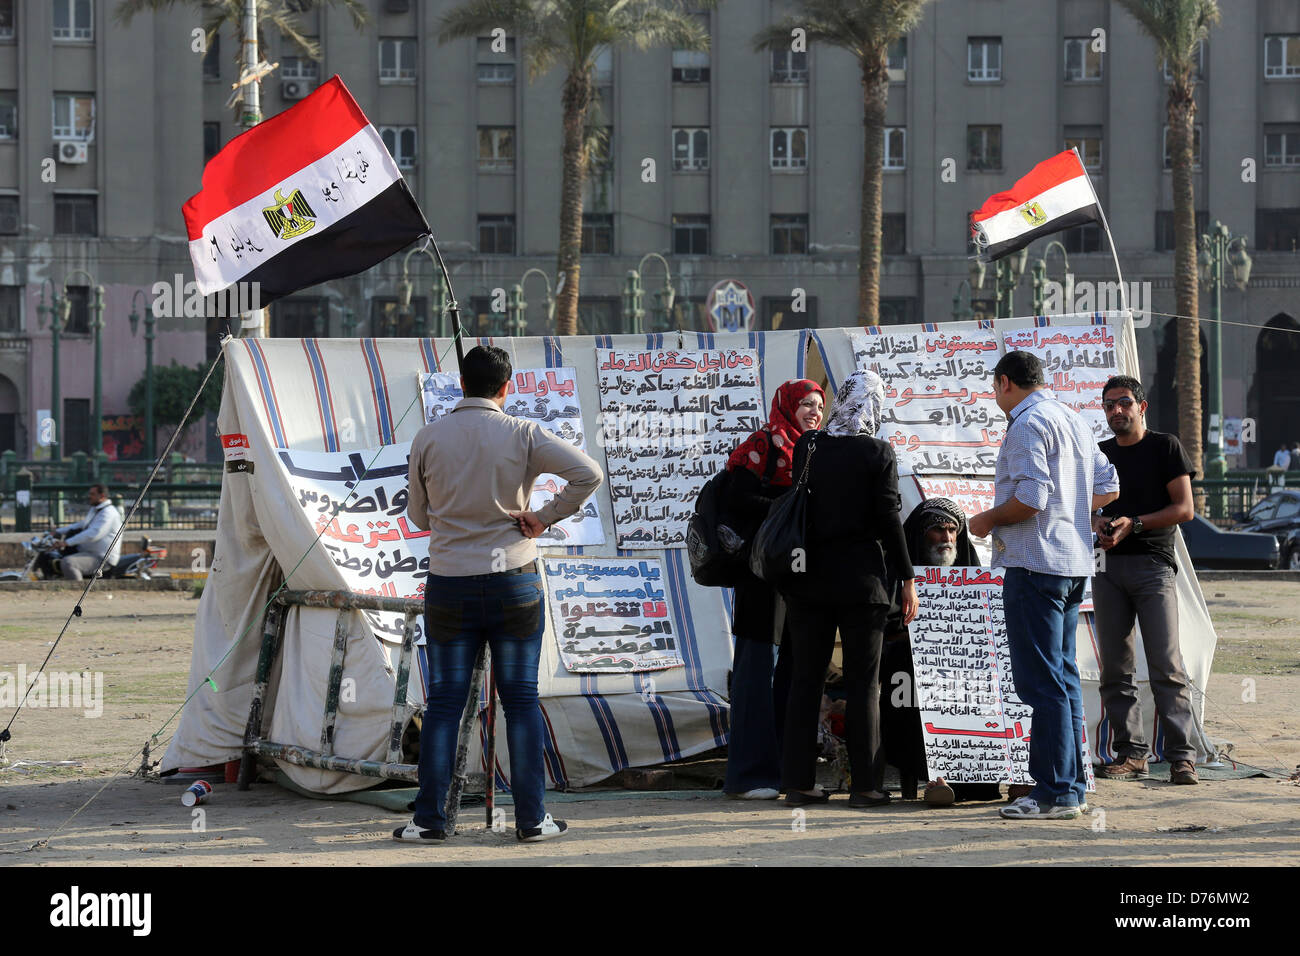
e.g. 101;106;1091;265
278;442;425;645
849;330;1004;476
596;349;763;549
543;557;682;673
915;476;996;567
1001;325;1118;442
910;566;1095;789
418;368;605;546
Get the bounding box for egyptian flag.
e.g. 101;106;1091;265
970;149;1101;261
183;75;429;314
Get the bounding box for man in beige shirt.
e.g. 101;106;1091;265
395;345;602;845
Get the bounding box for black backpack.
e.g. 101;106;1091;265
687;447;778;588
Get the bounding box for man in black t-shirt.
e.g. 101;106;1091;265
1092;375;1200;785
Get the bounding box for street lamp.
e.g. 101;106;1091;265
129;289;156;463
994;247;1029;319
1198;221;1252;485
517;268;555;336
632;253;675;332
952;259;988;322
62;270;105;459
35;278;63;461
1030;240;1073;316
400;245;444;338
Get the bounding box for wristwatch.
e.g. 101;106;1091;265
1130;516;1144;535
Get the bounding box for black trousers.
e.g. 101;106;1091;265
781;598;888;794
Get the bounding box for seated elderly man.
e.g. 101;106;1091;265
882;497;1005;806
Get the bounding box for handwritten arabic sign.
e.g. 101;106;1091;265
1001;325;1118;442
849;331;1004;476
418;368;605;546
543;557;682;673
915;476;996;566
278;442;426;645
596;349;763;549
911;567;1095;788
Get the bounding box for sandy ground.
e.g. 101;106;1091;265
1;583;1297;867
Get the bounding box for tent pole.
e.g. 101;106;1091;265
237;570;286;790
485;655;497;828
444;641;489;834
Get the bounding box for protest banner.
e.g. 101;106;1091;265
1001;325;1118;442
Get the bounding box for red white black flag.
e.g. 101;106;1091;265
183;75;428;311
970;149;1101;261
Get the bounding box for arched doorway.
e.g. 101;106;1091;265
1155;319;1208;445
0;373;19;453
1254;313;1300;468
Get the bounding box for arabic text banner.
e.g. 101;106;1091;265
850;330;1004;476
911;566;1096;788
596;349;763;549
543;557;682;673
418;367;605;546
915;476;995;566
1001;325;1118;442
279;442;426;644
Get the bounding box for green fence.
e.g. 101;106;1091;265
0;450;223;496
5;482;223;531
1193;477;1274;528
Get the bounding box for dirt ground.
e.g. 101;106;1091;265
1;583;1297;867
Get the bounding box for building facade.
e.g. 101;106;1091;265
0;0;1296;465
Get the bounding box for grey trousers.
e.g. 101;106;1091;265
1092;553;1197;763
60;552;103;580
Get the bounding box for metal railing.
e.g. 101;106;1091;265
1193;478;1273;528
0;450;223;494
4;482;223;531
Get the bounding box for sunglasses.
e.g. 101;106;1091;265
1103;397;1138;411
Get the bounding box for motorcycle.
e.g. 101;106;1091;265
0;533;167;582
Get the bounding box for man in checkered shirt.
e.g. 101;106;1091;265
969;350;1119;821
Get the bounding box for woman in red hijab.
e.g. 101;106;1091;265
721;378;825;800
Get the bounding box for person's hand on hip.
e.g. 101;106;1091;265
510;511;545;538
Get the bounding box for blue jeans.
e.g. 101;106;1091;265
1002;567;1087;808
414;566;548;831
723;637;791;794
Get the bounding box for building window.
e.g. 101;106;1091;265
54;194;96;236
271;297;323;337
203;122;220;162
203;32;220;80
967;37;1001;82
887;37;906;82
576;297;622;335
670;296;706;331
63;398;90;454
882;213;905;255
1265;125;1300;167
52;94;94;141
476;35;516;83
0;194;17;236
1061;223;1102;254
477;127;514;170
581;213;613;254
379;38;417;81
0;285;20;333
771;48;807;83
477;60;515;83
1065;125;1102;171
672;214;710;255
1255;208;1300;252
1163;40;1204;81
370;295;427;337
1064;37;1102;81
64;285;90;333
771;214;808;255
880;297;918;326
672;127;709;171
967;125;1001;170
381;126;417;168
770;127;808;169
1264;35;1300;79
593;47;613;86
280;56;319;82
1162;124;1202;169
477;215;516;255
0;91;15;140
763;295;817;331
884;127;905;169
0;1;14;41
53;0;92;41
1154;210;1208;252
672;18;711;83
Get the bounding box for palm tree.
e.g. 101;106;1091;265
755;0;933;326
439;0;712;336
1116;0;1220;489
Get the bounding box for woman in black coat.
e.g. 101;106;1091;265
721;378;826;799
780;369;918;807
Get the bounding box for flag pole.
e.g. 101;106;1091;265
1072;146;1129;315
426;233;467;370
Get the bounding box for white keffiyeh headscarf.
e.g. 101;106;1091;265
825;369;886;437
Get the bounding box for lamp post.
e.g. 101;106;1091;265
63;271;105;458
1198;221;1252;486
1030;240;1072;316
129;290;156;462
35;279;63;461
633;253;675;332
400;245;442;338
952;259;987;322
516;268;555;337
994;247;1029;319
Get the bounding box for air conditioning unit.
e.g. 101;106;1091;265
281;80;312;100
57;141;88;164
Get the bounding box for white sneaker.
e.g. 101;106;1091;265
726;787;780;800
999;796;1081;820
516;813;568;843
392;820;447;842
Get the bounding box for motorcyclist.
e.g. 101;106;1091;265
40;484;124;580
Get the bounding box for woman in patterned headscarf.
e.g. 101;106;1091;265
720;378;825;800
780;369;919;809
